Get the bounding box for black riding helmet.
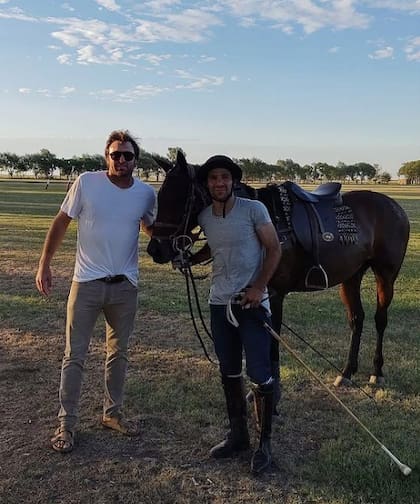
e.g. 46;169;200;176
197;155;242;184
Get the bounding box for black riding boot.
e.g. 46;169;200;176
251;382;274;475
210;375;250;458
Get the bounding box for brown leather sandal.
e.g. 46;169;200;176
51;428;74;453
101;415;141;437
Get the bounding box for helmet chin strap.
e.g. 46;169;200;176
211;186;234;218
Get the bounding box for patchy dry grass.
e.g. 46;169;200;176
1;179;419;504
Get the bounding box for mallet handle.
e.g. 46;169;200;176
264;323;412;476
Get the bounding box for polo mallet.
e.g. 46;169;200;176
263;322;412;476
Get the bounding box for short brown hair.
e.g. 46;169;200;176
105;130;140;160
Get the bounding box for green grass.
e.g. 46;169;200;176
1;178;419;504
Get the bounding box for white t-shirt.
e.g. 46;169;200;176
61;171;156;286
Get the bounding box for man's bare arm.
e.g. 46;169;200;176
243;222;281;307
36;211;72;296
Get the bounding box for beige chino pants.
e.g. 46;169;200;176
58;279;138;430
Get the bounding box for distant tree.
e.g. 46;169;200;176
353;162;377;182
15;154;32;175
26;149;58;178
312;162;339;181
0;152;20;177
343;163;359;182
55;157;74;178
69;157;85;176
238;157;270;180
77;154;106;172
399;160;420;184
138;150;163;181
167;147;185;163
300;164;313;181
275;158;301;180
378;172;392;184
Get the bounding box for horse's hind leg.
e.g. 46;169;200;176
334;268;366;387
368;266;398;387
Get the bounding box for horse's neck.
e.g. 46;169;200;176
235;183;258;199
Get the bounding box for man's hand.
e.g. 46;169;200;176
240;286;264;309
36;263;52;297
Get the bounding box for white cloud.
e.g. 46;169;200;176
57;53;72;64
175;69;224;90
0;6;37;21
328;46;340;53
363;1;420;13
91;84;167;102
405;36;420;61
90;89;116;96
61;86;76;94
129;53;171;65
51;29;80;47
94;0;120;12
18;88;31;94
77;45;101;64
368;46;394;59
134;9;221;43
36;88;52;97
219;0;370;34
144;0;182;11
199;55;216;63
61;3;75;12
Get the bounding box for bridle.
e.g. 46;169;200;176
153;164;206;253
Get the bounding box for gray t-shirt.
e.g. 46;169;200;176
197;197;272;309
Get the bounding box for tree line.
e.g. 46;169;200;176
1;147;418;183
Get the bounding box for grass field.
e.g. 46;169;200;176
0;178;419;504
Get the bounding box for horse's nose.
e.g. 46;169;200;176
147;237;172;264
147;238;171;264
147;238;160;259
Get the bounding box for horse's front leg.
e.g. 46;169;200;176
335;271;365;387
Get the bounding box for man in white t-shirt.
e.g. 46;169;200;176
36;130;156;453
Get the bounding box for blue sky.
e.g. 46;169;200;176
0;0;419;176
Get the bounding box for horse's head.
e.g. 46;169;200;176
147;150;210;264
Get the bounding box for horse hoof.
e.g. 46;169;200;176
369;375;385;387
333;375;352;387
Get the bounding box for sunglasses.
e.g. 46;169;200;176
109;151;135;161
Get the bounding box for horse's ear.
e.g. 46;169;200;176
152;155;172;173
176;150;187;169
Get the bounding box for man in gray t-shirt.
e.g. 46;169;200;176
192;155;281;475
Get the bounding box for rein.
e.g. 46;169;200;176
175;242;216;365
161;165;215;364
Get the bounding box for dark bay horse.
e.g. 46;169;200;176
147;152;410;386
